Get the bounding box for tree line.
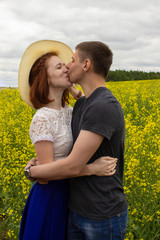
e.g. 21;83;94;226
107;70;160;82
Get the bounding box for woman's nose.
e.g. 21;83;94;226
63;65;68;73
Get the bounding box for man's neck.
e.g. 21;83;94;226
80;75;106;98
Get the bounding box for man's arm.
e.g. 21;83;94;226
30;130;104;180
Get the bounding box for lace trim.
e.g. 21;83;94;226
32;136;54;144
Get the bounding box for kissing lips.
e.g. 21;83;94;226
65;75;72;85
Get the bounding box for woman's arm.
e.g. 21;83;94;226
34;141;55;165
33;141;55;183
26;156;117;182
29;112;55;165
77;156;117;177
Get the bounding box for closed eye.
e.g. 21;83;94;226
56;63;63;69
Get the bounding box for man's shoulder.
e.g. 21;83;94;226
73;96;85;109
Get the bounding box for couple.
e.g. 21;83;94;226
18;40;128;240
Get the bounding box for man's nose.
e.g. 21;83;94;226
66;62;71;69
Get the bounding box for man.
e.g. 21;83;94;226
27;41;128;239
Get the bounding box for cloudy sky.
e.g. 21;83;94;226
0;0;160;87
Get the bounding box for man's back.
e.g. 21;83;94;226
69;87;127;219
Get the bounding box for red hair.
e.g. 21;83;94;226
29;52;70;109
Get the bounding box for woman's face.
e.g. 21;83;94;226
45;56;72;89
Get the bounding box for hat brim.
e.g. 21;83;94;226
18;40;73;108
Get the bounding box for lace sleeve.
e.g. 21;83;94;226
29;114;54;144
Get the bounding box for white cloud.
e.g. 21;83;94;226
0;0;160;87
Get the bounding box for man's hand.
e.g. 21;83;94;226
91;156;117;176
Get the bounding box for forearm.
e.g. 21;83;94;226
30;162;97;181
75;164;94;177
29;131;107;181
30;157;82;181
71;157;118;178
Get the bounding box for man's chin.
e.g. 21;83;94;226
66;82;73;89
69;78;77;84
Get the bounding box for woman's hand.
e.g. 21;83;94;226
68;84;83;99
24;158;48;184
24;158;37;170
90;156;117;176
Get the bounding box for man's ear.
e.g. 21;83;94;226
83;59;91;71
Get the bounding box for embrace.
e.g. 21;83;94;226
18;40;128;240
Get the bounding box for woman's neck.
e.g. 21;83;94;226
46;88;64;110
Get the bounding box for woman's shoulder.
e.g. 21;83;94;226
29;108;55;144
30;107;58;130
31;105;72;124
31;108;49;122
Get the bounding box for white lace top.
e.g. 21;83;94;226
29;105;73;160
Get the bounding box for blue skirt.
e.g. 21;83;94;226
19;180;68;240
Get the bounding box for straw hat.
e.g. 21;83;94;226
18;40;73;107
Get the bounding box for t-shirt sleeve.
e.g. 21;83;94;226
29;114;54;144
81;102;119;141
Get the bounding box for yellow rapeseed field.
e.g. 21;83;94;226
0;80;160;239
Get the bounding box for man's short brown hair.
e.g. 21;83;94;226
76;41;113;79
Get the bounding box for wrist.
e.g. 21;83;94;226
85;164;94;176
24;164;35;181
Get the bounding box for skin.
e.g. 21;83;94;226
26;51;117;181
44;56;72;110
34;55;72;166
66;50;107;96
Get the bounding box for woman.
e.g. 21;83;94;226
18;40;117;240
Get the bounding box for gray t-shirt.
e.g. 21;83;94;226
68;87;128;219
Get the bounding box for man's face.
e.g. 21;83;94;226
67;50;84;84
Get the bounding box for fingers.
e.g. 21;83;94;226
101;156;118;162
35;160;40;166
109;162;117;170
93;156;118;176
104;165;116;175
101;158;117;171
102;161;117;176
103;163;117;176
24;158;37;171
28;158;38;167
106;169;116;176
